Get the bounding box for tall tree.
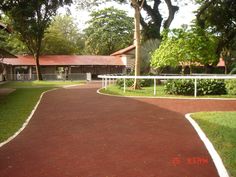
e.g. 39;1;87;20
195;0;236;73
151;27;218;74
84;7;133;55
131;0;143;89
76;0;180;40
0;0;73;80
42;15;84;55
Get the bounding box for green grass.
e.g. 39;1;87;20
191;112;236;177
0;80;84;88
0;88;50;142
100;84;236;98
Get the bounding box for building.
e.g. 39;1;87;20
2;55;126;81
111;45;135;73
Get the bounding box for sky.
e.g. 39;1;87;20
59;1;199;31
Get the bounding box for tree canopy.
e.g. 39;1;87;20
76;0;181;40
42;15;84;55
151;26;218;74
0;0;73;80
84;7;133;55
195;0;236;73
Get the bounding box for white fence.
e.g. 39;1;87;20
98;75;236;97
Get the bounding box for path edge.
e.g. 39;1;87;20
0;88;57;148
97;88;236;100
185;113;229;177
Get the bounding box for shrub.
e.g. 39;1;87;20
164;79;226;96
229;68;236;74
116;78;133;88
116;78;153;88
225;79;236;95
164;79;194;95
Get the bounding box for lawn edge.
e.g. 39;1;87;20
0;88;57;148
185;113;229;177
97;88;236;100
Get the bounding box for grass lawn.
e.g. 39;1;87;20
0;88;50;142
100;84;236;98
0;81;84;143
0;80;84;88
191;112;236;177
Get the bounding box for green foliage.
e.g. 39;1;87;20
151;27;218;73
0;15;29;54
230;68;236;74
196;0;236;71
164;79;226;96
0;0;73;55
76;0;180;41
42;15;84;55
225;79;236;95
0;0;73;80
84;7;133;55
116;78;153;88
141;39;161;73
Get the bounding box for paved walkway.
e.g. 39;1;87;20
0;82;236;177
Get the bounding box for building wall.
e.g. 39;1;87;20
4;65;125;80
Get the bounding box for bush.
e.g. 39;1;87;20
164;79;194;95
164;79;226;96
225;79;236;95
116;78;153;88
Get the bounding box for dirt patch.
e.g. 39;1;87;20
0;88;15;96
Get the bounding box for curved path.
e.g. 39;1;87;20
0;82;236;177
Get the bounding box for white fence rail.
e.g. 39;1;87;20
98;75;236;97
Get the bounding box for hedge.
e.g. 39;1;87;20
164;79;226;96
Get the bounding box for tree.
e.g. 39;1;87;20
42;15;84;55
141;38;161;73
0;0;73;80
151;27;218;74
195;0;236;73
84;7;133;55
76;0;180;40
0;15;29;55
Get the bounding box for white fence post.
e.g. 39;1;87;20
97;75;236;98
154;79;156;96
102;78;104;88
194;78;197;97
105;78;107;90
123;78;126;93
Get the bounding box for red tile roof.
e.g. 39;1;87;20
111;45;135;56
3;55;125;66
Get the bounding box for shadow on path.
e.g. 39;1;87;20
0;82;236;177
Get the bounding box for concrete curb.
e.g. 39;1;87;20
185;113;229;177
97;88;236;100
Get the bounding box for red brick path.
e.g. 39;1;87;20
0;82;235;177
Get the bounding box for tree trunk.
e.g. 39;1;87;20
34;53;42;80
189;65;193;75
132;0;142;89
